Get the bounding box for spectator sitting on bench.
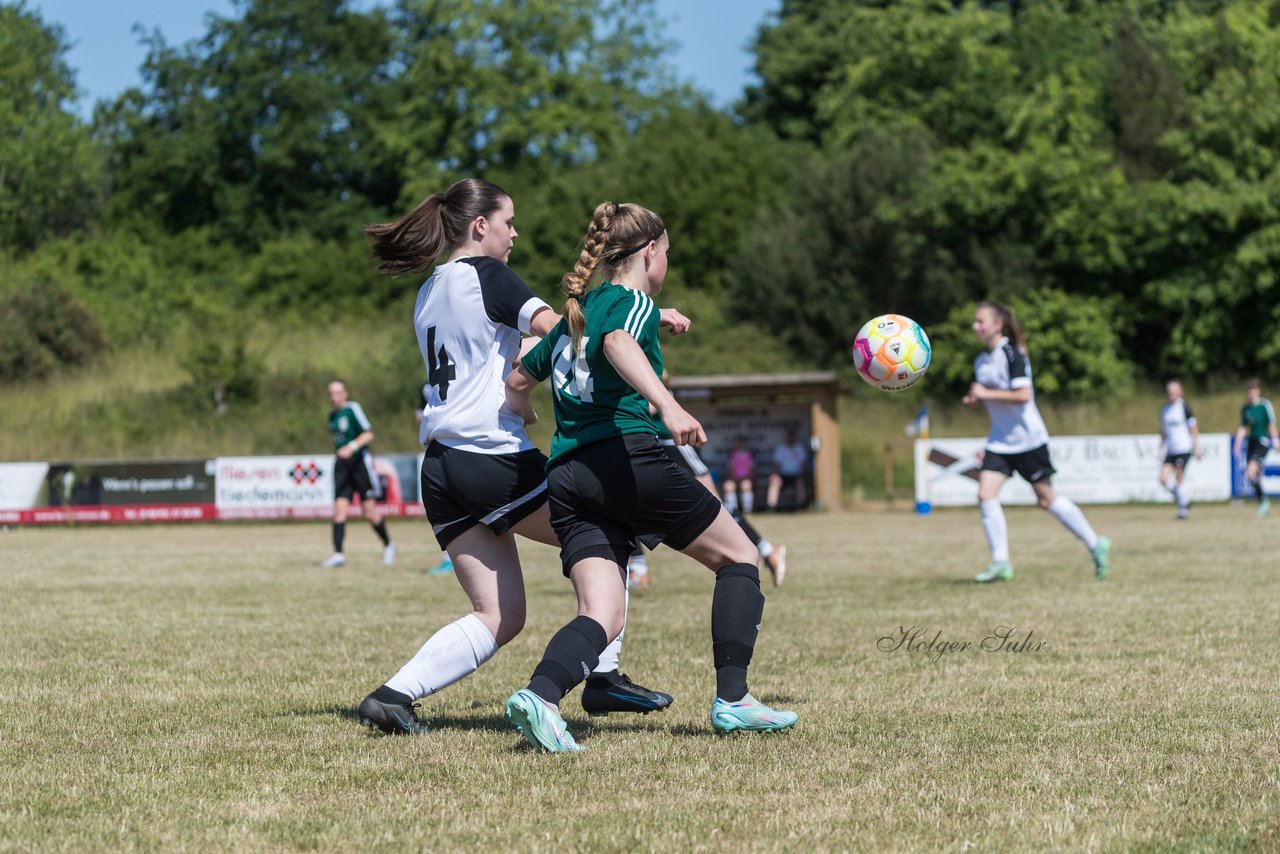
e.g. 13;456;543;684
767;430;808;511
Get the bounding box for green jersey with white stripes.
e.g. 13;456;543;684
1241;398;1276;442
522;282;662;464
329;401;372;448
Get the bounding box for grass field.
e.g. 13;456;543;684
3;506;1279;851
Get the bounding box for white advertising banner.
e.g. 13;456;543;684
915;433;1235;507
214;455;334;519
0;462;49;510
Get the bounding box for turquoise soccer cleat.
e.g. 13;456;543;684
505;689;582;753
975;560;1014;583
1092;536;1112;580
710;694;798;734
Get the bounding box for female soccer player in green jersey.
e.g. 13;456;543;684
502;201;797;752
1234;378;1279;516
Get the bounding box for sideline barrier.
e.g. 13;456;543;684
912;432;1277;508
0;453;426;526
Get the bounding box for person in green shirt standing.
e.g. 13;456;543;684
1233;378;1279;517
502;200;797;753
323;379;396;567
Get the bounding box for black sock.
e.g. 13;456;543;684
527;616;608;704
735;514;763;549
711;562;764;702
372;520;390;545
332;522;346;552
370;685;412;706
1256;479;1266;501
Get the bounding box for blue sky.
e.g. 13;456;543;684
31;0;781;116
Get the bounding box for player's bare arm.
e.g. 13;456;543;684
338;430;374;459
601;331;705;447
505;366;539;425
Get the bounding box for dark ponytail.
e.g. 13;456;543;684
366;178;509;276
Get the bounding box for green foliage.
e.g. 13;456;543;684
11;231;201;346
14;0;1280;426
97;0;401;244
389;0;673;194
0;4;102;251
927;290;1134;403
181;333;265;412
732;0;1280;390
729;134;965;364
0;280;106;381
236;230;398;319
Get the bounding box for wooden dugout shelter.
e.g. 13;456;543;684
667;371;843;511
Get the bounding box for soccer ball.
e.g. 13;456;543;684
852;314;931;391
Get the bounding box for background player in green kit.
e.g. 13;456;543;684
322;379;396;567
1233;378;1279;517
502;200;796;752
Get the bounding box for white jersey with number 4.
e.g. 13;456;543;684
414;256;550;454
974;336;1050;455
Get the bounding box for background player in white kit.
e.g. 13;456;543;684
963;301;1112;583
1158;379;1202;520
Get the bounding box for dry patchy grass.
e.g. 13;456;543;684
1;506;1278;851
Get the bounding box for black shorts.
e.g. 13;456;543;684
981;445;1056;484
661;441;710;478
1247;439;1271;463
548;434;723;577
420;442;549;548
334;452;383;501
1164;452;1192;470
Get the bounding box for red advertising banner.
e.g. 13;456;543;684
0;454;427;526
0;503;218;525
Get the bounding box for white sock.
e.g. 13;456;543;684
385;613;497;700
980;499;1010;562
742;489;754;513
595;585;629;674
627;549;649;576
756;538;774;561
1172;483;1187;509
723;492;739;514
1048;496;1099;550
1162;478;1177;494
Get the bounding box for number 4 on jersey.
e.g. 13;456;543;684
425;326;456;401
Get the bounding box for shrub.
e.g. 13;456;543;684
0;281;107;381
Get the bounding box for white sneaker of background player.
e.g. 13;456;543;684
383;542;398;566
321;552;346;568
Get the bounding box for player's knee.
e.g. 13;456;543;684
583;606;624;642
482;602;526;646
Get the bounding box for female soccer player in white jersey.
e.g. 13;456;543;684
354;179;681;734
502;201;797;752
1159;379;1202;520
963;301;1112;583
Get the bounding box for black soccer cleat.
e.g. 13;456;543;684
358;691;426;735
581;671;674;717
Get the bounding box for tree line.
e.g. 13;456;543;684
4;0;1280;403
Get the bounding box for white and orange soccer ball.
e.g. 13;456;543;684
852;314;931;391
